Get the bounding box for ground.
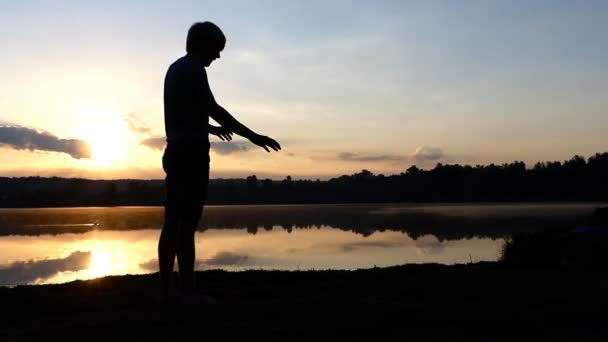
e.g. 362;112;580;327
1;263;607;340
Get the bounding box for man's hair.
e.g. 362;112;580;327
186;21;226;53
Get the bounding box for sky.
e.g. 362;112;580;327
0;0;607;180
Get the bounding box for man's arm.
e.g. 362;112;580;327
210;105;281;152
210;105;255;140
200;69;280;152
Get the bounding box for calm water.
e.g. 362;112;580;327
0;203;602;286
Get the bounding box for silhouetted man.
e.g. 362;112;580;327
159;21;281;305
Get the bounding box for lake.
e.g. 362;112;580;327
0;203;602;286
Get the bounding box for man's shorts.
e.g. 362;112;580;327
162;141;210;219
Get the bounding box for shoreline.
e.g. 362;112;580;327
2;262;607;339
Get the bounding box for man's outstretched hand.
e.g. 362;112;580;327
250;134;281;152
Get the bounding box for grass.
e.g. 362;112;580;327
1;262;608;340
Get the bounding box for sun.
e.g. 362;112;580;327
89;130;128;165
77;116;129;166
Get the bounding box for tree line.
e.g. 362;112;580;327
0;152;606;207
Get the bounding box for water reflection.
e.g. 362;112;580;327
0;227;503;286
0;203;601;240
0;204;601;286
0;251;90;286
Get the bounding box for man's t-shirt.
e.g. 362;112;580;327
163;54;214;150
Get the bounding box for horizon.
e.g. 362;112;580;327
1;1;607;179
1;150;605;181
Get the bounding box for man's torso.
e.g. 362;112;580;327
163;55;212;148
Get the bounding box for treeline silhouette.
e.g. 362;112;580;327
0;152;607;207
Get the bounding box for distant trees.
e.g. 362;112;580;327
0;152;607;207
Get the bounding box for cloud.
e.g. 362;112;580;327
203;252;249;266
414;235;445;255
210;141;250;155
340;240;406;252
140;136;166;150
0;251;91;286
338;152;405;162
413;146;444;161
139;259;158;273
0;125;91;159
140;137;251;155
123;115;151;135
338;235;445;255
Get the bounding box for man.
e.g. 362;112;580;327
159;21;281;304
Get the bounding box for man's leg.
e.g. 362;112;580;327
174;156;210;302
158;213;179;298
175;208;216;304
176;213;200;292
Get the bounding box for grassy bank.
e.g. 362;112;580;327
1;262;607;340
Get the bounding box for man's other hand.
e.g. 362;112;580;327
211;126;233;141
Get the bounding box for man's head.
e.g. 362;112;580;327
186;21;226;67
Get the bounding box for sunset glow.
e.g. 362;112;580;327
0;1;606;180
